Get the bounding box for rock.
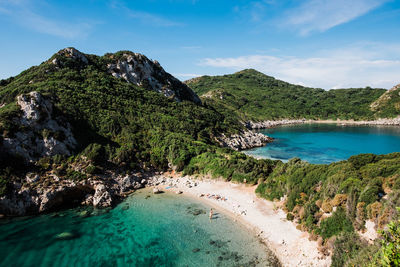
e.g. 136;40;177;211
176;190;183;194
245;119;306;129
25;173;40;183
93;184;112;207
153;188;162;194
192;248;200;253
215;130;272;151
53;47;88;66
140;179;147;185
55;232;76;240
2;91;77;162
78;210;90;217
106;52;201;104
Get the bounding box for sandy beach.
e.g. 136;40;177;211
149;174;331;267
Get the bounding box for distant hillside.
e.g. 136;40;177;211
186;69;390;121
370;83;400;117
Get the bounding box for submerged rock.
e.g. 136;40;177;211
55;232;77;240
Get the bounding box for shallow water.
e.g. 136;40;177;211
0;189;277;267
245;123;400;164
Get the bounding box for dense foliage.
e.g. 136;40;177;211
187;69;389;121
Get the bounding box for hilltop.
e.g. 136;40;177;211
186;69;394;121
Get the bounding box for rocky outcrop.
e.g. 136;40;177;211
52;47;89;66
216;130;272;151
245;119;306;129
370;83;400;111
106;52;201;104
2;91;77;161
0;172;149;216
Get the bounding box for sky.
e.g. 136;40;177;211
0;0;399;89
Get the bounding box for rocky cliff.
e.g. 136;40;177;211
0;171;148;215
106;51;201;104
2;91;76;161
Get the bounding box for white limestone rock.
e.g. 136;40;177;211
107;52;201;104
2;91;77;161
216;130;272;151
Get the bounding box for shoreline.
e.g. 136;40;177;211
246;117;400;129
149;174;331;267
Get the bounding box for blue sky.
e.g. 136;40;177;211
0;0;399;89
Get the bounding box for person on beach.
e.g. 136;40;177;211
209;208;214;220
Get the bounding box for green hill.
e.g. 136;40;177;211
1;49;399;266
186;69;390;121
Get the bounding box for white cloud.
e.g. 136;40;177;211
199;43;400;89
285;0;389;35
0;0;95;39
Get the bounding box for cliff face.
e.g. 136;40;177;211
107;52;201;104
2;91;76;161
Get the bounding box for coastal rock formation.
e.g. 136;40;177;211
106;52;201;104
245;118;400;129
216;130;272;151
0;172;151;215
245;119;306;129
92;183;112;207
2;92;77;161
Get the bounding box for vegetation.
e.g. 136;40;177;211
186;69;390;121
1;49;400;265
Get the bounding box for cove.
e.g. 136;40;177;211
0;189;277;267
245;123;400;164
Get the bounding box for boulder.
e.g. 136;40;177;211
93;184;112;207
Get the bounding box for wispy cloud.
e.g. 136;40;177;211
200;43;400;89
111;0;182;27
285;0;389;35
0;0;95;39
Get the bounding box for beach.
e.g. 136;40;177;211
149;174;332;267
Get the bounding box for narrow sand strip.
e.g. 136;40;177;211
155;176;331;267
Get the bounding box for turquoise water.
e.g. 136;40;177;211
0;189;277;267
245;123;400;164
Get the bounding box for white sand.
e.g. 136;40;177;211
156;175;331;267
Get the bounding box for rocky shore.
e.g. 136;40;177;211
216;130;273;150
0;171;151;216
245;117;400;129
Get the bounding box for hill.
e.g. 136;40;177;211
0;49;399;266
186;69;390;121
0;48;271;215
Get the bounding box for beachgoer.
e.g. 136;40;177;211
209;208;214;220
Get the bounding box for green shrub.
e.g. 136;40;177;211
318;208;354;239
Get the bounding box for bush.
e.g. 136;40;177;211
318;208;354;239
348;154;377;169
331;232;365;267
378;207;400;266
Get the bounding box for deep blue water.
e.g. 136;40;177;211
245;123;400;164
0;189;276;267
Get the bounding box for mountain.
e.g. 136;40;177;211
0;48;270;215
186;69;391;121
